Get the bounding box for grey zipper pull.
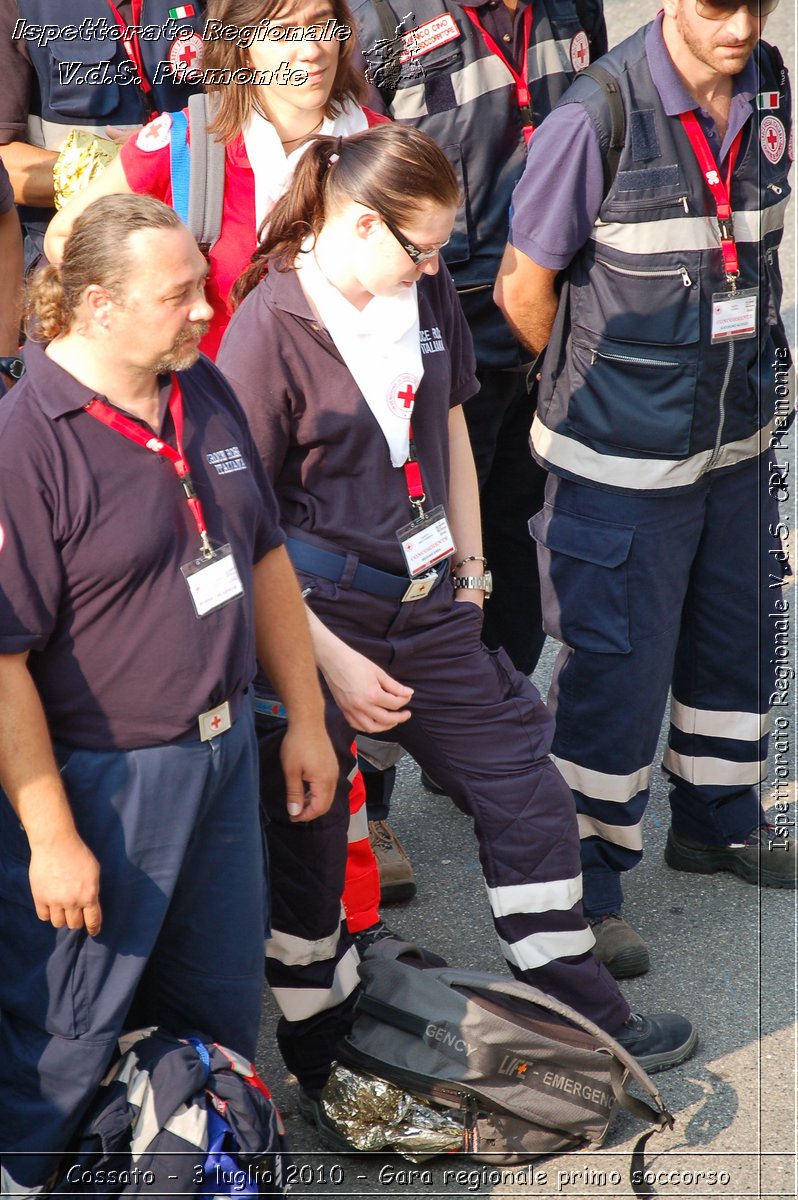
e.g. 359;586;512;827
681;196;689;213
680;267;692;287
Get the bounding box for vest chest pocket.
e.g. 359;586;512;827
47;38;121;117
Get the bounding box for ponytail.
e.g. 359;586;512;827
233;124;460;306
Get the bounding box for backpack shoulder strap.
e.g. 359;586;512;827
576;62;626;196
169;109;191;227
185;92;226;254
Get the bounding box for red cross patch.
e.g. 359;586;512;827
760;115;786;164
387;373;418;419
169;32;203;82
135;112;172;152
569;30;590;73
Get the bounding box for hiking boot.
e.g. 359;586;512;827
297;1089;357;1151
420;769;449;796
352;919;398;958
588;912;650;978
615;1011;698;1074
665;824;796;888
368;819;416;903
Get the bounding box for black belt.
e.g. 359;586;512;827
285;536;447;599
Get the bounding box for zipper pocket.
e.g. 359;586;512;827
598;260;693;288
590;347;680;369
456;283;492;295
609;193;689;213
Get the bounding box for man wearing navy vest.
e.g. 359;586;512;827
496;0;793;978
0;0;206;269
350;0;606;891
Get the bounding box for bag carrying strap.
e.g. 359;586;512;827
579;62;626;195
169;95;226;254
169;109;191;226
187;92;225;254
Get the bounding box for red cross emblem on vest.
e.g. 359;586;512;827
210;714;222;730
178;43;197;67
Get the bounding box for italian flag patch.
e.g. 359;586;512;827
757;91;779;110
169;5;195;17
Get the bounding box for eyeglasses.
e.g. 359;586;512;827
695;0;779;20
380;213;450;265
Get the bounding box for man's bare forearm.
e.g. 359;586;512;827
0;142;58;208
494;244;560;357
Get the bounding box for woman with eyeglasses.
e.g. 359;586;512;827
44;0;384;360
218;121;694;1119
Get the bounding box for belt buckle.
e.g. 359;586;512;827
198;699;232;741
401;570;438;603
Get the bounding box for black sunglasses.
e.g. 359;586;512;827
695;0;779;19
380;213;450;265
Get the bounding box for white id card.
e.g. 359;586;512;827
396;504;456;577
181;543;244;618
711;288;758;343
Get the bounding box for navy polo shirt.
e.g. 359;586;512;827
0;339;284;749
218;263;478;576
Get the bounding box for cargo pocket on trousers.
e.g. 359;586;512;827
529;505;634;654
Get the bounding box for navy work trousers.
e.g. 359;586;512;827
261;573;630;1091
0;709;265;1192
465;367;548;676
532;455;779;917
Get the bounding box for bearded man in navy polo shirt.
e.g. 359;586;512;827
0;193;337;1195
496;0;793;978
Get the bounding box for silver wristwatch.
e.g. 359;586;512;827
452;571;493;597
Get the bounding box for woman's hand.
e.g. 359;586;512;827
320;639;413;733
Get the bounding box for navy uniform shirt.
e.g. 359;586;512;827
218;264;478;577
0;338;284;749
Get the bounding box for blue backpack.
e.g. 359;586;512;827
56;1027;291;1196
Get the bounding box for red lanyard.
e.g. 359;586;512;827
463;5;535;144
404;427;426;515
106;0;153;98
84;378;214;558
679;111;743;284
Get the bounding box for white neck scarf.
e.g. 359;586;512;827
243;100;369;233
297;241;424;468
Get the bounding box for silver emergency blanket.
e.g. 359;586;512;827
320;1064;463;1160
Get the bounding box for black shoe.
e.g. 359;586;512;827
615;1011;698;1074
665;824;796;889
352;919;399;958
588;912;650;978
296;1089;357;1151
420;769;449;796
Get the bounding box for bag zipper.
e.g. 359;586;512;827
597;260;693;288
590;347;680;369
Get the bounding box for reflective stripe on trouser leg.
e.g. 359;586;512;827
256;707;360;1091
350;589;632;1035
534;474;709;916
665;453;778;844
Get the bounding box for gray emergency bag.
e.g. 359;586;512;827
336;942;673;1190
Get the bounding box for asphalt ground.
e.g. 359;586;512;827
254;3;798;1196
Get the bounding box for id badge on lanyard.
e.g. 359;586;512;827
394;429;455;583
679;112;757;344
83;380;245;618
